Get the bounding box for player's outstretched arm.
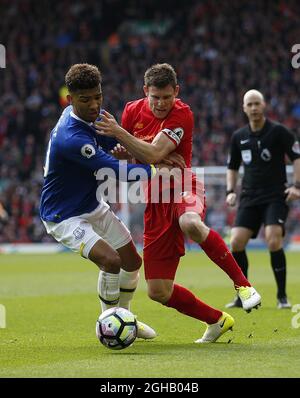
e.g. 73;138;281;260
94;111;176;164
63;134;156;182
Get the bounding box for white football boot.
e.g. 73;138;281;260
195;312;234;344
236;286;261;313
136;320;157;339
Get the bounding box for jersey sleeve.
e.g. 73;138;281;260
161;109;193;147
98;136;119;152
62;134;154;182
227;133;242;170
278;126;300;162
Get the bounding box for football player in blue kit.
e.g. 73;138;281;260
40;63;157;339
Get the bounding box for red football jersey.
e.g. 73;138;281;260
121;97;194;167
121;97;200;262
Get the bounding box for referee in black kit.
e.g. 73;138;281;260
225;89;300;309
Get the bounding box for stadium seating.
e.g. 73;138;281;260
1;0;300;243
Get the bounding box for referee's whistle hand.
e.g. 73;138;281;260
226;193;237;207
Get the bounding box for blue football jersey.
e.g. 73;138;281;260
40;106;153;222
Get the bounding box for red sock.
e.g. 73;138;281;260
166;284;222;324
200;229;250;287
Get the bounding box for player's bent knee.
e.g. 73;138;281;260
184;219;199;236
147;288;171;304
90;251;122;273
103;253;122;273
120;252;142;272
117;240;143;271
267;238;282;252
132;254;142;269
230;237;246;252
179;215;208;242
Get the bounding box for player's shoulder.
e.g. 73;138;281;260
174;98;193;115
51;106;72;142
169;99;193;123
268;119;291;134
232;124;249;138
56;108;95;147
124;98;146;113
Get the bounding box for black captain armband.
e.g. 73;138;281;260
293;181;300;190
226;189;235;196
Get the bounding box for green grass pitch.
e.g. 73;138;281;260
0;251;300;378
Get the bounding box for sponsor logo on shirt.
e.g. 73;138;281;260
134;132;154;142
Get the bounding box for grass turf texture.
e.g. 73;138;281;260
0;251;300;378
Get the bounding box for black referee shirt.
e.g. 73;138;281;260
227;119;300;206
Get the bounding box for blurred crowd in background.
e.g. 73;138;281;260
1;0;300;244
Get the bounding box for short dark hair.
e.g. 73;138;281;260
144;63;177;89
65;63;102;92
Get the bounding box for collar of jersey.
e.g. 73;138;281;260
249;118;269;136
70;111;94;127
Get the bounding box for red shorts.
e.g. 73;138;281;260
143;185;206;280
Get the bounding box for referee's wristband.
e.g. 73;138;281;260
150;164;157;178
226;189;235;196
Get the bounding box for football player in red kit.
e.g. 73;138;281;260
95;63;261;343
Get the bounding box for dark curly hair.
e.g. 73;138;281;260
65;63;102;92
144;63;177;89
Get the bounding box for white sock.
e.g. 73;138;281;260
118;269;139;310
97;271;120;312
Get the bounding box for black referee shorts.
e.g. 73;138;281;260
234;201;289;238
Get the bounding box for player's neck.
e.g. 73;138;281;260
249;117;266;132
70;110;94;126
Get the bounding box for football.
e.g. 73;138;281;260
96;307;137;350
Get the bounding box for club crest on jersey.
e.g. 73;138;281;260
241;149;252;164
134;122;144;129
81;144;96;158
73;227;85;240
162;127;184;145
292;141;300;155
261;148;272;161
